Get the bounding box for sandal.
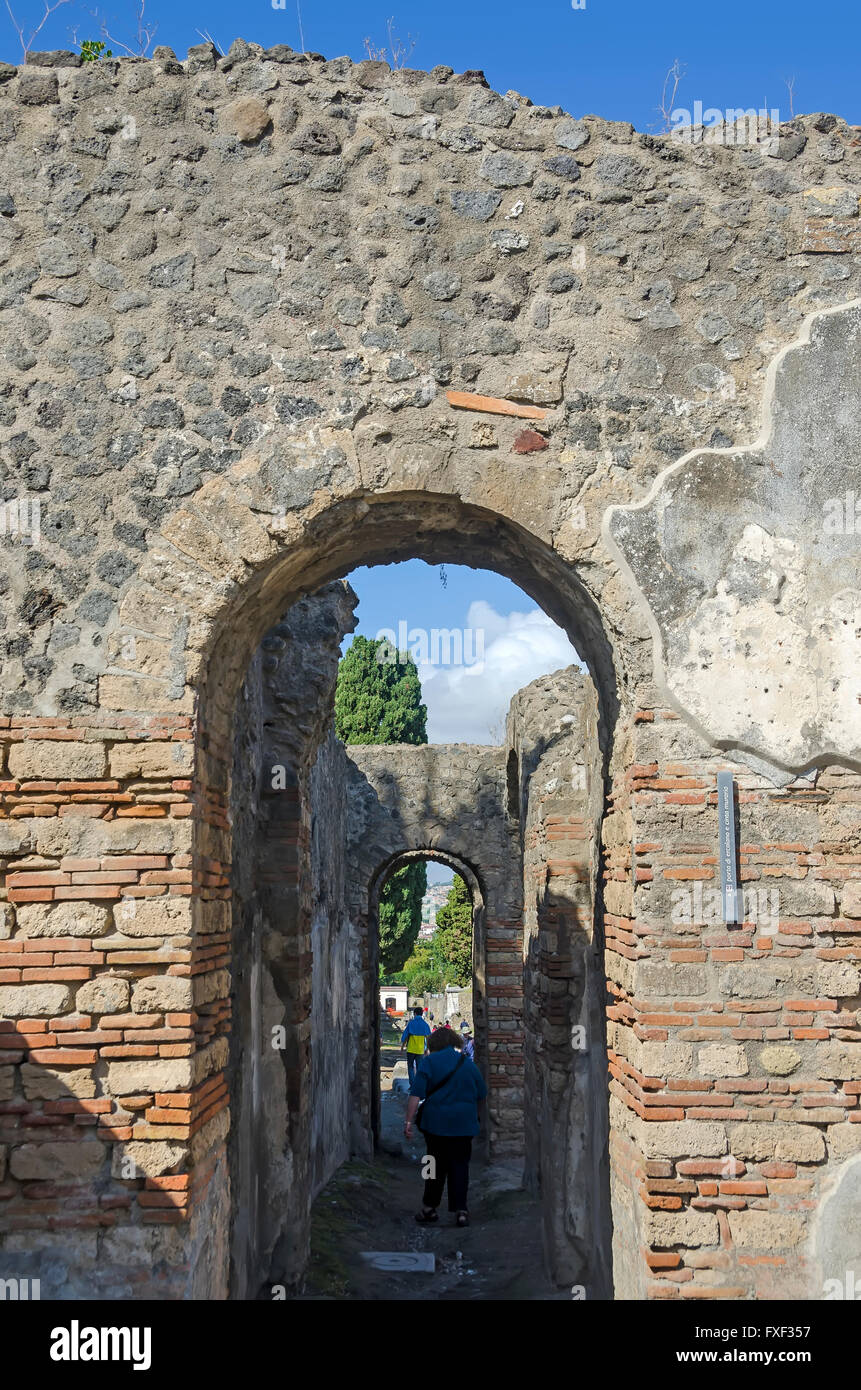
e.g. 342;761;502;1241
415;1208;438;1223
455;1211;470;1227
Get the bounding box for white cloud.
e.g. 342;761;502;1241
418;602;583;744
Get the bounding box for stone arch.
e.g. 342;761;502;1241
211;511;613;1299
369;848;487;1136
370;847;485;911
184;487;629;761
344;740;521;1156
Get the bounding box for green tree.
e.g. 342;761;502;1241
398;876;473;994
378;861;427;974
401;941;445;995
334;635;427;745
433;876;473;986
335;635;428;975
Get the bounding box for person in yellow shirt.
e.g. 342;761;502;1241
400;1005;432;1084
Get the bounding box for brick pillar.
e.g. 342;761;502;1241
606;707;861;1301
483;913;525;1159
0;711;234;1298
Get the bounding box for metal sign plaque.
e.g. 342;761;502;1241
717;771;741;926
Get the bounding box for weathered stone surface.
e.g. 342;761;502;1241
106;1059;193;1095
817;1043;861;1080
193;969;230;1007
506;369;562;404
698;1043;748;1078
0;984;72;1016
727;1211;806;1249
645;1210;719;1247
111;896;191;936
468;421;497;448
10;1141;105;1181
730;1122;826;1163
637;963;707;996
8;740;107;780
16;902;110;938
760;1045;802;1076
224;96;271;142
21;1065;97;1100
607;302;861;768
109;740;195;779
637;1121;727;1160
131;975;194;1013
818;962;861;997
826;1124;861;1161
111;1140;188;1178
75;976;131;1015
555;117;589;150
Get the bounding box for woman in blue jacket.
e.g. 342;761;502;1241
403;1027;487;1227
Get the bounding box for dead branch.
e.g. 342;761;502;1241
5;0;71;57
658;57;686;132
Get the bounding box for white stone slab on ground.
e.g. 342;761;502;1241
359;1251;435;1272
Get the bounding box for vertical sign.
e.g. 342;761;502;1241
717;771;740;925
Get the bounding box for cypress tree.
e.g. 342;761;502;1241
335;635;428;974
433;875;473;986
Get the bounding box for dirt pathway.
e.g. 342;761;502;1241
300;1026;567;1301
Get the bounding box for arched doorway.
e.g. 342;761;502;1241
368;850;487;1152
216;523;616;1298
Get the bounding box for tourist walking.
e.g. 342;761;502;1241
400;1005;431;1085
404;1027;486;1227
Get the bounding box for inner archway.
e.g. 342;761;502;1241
218;515;616;1299
371;850;486;1155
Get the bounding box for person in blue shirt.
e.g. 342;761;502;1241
404;1027;487;1227
400;1005;431;1084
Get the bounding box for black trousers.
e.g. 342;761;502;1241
422;1132;473;1212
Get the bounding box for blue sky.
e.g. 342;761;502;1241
3;0;858;128
344;561;581;744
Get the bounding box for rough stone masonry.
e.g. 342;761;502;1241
0;38;859;1299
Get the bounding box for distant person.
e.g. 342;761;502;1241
460;1027;475;1062
400;1006;431;1084
404;1027;487;1228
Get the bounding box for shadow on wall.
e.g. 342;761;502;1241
509;666;613;1298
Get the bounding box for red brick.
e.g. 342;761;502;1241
28;1048;98;1064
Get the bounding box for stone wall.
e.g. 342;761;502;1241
507;667;610;1293
228;582;359;1296
308;728;364;1191
604;718;861;1301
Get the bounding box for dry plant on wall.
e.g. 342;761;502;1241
4;0;71;56
89;0;157;56
364;15;416;69
657;56;686;131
